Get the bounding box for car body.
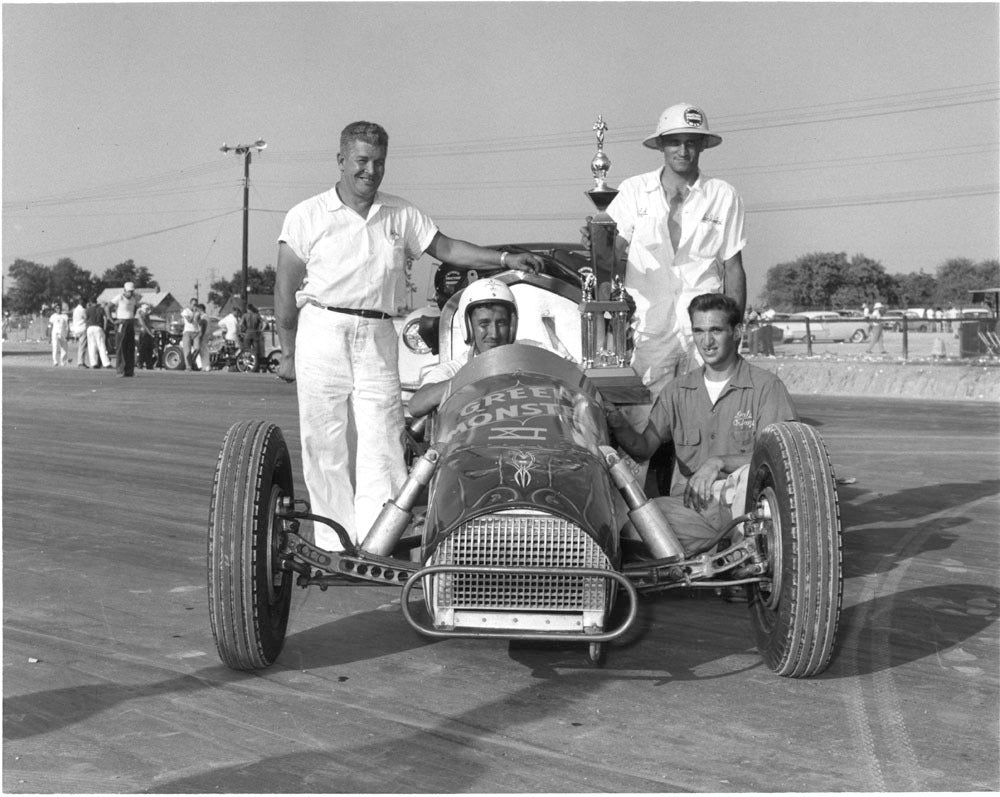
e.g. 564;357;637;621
208;263;844;678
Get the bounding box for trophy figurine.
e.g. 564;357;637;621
586;116;619;212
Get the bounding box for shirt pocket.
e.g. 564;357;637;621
693;219;723;259
675;428;702;463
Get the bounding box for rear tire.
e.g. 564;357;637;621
745;422;842;677
849;329;867;343
208;421;295;670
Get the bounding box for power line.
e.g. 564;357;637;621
10;210;240;260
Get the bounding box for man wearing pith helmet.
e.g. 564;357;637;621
604;103;747;453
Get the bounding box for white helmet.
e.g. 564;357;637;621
456;278;518;344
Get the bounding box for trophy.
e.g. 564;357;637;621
577;118;646;404
581;116;629;371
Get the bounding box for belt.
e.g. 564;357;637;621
310;301;391;320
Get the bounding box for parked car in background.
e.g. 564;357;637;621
773;311;867;343
878;311;907;332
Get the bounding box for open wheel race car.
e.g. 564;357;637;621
207;263;843;678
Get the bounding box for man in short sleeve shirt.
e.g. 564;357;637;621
275;121;542;549
111;281;140;377
607;293;796;550
606;103;747;437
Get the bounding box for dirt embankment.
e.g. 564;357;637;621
750;356;999;402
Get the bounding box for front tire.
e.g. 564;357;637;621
208;421;295;670
745;422;842;677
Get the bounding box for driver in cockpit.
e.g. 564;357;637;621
408;277;518;418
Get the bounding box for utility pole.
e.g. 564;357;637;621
220;138;267;307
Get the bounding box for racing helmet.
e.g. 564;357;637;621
457;277;518;345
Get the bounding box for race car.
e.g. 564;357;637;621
207;267;843;678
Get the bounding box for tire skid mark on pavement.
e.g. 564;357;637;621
838;494;995;790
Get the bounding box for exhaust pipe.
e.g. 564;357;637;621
360;447;440;556
601;446;685;562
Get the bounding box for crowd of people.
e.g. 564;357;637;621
37;288;272;375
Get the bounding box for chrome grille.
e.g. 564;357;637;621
431;513;610;611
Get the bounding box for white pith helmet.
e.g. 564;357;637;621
457;277;518;344
642;103;723;150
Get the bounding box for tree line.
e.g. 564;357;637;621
4;252;997;316
1;257;276;315
760;254;1000;312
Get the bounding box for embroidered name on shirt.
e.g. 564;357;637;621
702;215;722;225
733;409;754;430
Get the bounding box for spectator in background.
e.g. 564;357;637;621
934;306;945;334
136;303;156;370
71;297;89;368
756;309;776;357
48;303;70;366
945;304;958;333
85;298;112;368
745;307;760;355
181;298;199;371
865;301;886;355
196;303;211;371
239;303;263;372
112;281;140;377
217;303;242;370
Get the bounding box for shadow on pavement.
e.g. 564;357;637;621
824;582;999;678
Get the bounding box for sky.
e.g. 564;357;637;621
3;1;998;310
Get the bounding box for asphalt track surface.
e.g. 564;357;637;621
3;364;998;793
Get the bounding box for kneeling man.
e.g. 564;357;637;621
409;277;517;418
606;293;798;552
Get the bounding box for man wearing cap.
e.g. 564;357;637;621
112;281;141;377
274;121;544;550
599;103;747;447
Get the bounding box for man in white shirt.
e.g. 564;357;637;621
70;297;89;368
275;121;544;550
111;281;140;377
48;303;70;366
599;103;748;443
180;298;199;371
216;304;242;370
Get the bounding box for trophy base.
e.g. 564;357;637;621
585;367;649;405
